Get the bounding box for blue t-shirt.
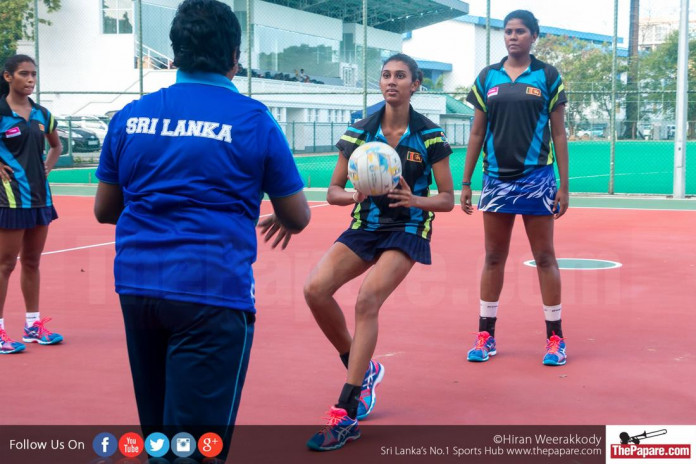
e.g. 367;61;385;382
96;71;304;312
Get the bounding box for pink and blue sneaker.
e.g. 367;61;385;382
467;331;496;362
23;317;63;345
306;406;360;451
0;328;25;354
543;334;567;366
356;360;385;420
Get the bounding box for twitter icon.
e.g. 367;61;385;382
145;432;170;457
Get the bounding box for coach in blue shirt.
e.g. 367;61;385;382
94;0;310;460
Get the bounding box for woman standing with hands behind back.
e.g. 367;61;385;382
460;10;570;366
0;54;63;355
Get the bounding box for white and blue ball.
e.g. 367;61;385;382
347;141;402;196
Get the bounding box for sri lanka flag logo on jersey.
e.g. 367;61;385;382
407;151;422;163
526;86;542;97
5;127;21;138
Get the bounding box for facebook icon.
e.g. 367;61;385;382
92;432;117;457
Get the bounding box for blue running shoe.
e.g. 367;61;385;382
543;334;567;366
23;317;63;345
0;328;25;354
356;360;385;420
306;407;360;451
467;331;496;362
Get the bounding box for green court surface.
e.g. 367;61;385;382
48;141;695;196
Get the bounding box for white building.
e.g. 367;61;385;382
19;0;472;150
639;16;696;52
403;15;622;92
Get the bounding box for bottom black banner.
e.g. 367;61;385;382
0;425;606;464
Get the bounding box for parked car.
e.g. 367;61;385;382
56;122;101;152
576;127;606;140
64;116;109;142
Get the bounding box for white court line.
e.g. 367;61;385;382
568;171;669;180
569;206;696;211
41;241;116;256
39;202;330;256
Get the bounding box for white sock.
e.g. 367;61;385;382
0;318;4;330
26;312;40;327
480;300;499;318
543;304;562;322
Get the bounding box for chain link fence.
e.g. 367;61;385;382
18;0;695;195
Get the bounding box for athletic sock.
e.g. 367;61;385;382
0;318;4;330
478;317;497;337
543;304;562;338
545;320;563;339
335;383;361;420
340;352;350;369
479;300;499;337
25;312;40;328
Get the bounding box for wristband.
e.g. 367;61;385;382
461;181;472;186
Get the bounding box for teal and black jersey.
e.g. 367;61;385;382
336;105;451;240
0;97;56;208
467;55;567;180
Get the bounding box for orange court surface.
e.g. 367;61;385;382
1;193;695;463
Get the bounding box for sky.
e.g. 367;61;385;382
463;0;694;41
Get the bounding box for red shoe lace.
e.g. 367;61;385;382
30;317;54;338
322;407;348;430
546;334;564;354
0;328;15;343
472;331;490;349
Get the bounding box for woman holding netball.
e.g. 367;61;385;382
460;10;570;366
303;53;453;450
0;54;63;354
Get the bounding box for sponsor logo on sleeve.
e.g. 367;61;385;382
440;131;450;149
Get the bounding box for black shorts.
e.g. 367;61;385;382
336;228;431;265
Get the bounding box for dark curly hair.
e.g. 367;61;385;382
169;0;242;74
1;54;36;97
503;10;540;37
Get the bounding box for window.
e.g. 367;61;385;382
256;25;340;78
103;0;133;34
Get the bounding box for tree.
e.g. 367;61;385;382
452;85;470;103
639;30;696;138
0;0;61;65
534;35;627;136
420;75;444;91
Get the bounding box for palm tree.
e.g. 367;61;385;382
622;0;640;139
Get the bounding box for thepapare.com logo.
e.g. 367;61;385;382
610;428;691;459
